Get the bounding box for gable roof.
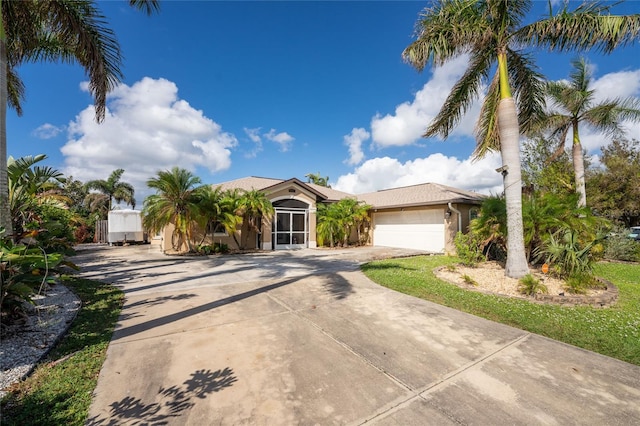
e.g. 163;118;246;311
357;182;485;209
213;176;354;202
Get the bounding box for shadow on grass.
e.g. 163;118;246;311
86;367;237;426
360;262;419;273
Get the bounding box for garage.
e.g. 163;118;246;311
372;209;445;252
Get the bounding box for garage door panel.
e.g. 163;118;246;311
373;210;445;252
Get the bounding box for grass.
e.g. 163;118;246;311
1;277;124;426
362;256;640;366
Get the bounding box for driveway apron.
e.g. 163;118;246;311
77;246;640;425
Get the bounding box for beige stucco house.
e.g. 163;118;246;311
156;176;484;254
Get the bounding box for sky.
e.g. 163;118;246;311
7;0;640;206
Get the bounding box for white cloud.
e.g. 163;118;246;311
370;55;481;148
62;77;237;202
32;123;63;139
264;128;294;152
334;152;503;195
244;127;262;143
343;127;370;165
243;127;263;158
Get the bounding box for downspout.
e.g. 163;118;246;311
448;202;462;233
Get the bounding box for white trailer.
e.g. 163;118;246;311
108;210;146;244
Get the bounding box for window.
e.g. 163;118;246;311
469;207;480;221
210;221;228;236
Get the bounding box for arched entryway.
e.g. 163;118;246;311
272;199;309;249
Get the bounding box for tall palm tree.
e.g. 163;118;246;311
85;168;136;211
236;189;275;250
402;0;640;278
305;172;330;188
532;57;640;208
142;167;201;253
0;0;159;236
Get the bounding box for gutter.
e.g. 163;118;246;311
448;202;462;233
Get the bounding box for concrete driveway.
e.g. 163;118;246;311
76;245;640;425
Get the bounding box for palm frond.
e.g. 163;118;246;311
517;2;640;54
427;49;494;139
507;50;546;134
402;0;486;70
473;70;501;158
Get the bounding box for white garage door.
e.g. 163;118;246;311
373;209;445;252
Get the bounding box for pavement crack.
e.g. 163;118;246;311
417;332;531;397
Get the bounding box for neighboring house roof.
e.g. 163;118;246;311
213;176;353;202
357;183;485;210
212;177;484;209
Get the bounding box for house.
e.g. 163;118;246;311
157;176;485;254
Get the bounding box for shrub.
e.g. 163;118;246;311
454;232;485;267
604;227;640;262
518;274;548;296
536;228;601;280
1;229;76;323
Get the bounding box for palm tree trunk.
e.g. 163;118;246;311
498;98;529;278
572;123;587;208
0;5;12;237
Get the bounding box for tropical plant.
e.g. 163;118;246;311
85;169;136;213
535;228;603;284
316;203;342;248
0;228;75;322
1;0;160;236
305;172;330;187
530;57;640;207
236;189;275;250
195;186;241;247
469;196;507;262
587;138;640;227
402;0;640;278
142;167;202;253
518;273;547;296
7;154;67;237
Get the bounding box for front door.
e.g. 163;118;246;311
274;209;307;249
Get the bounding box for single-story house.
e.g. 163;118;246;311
157;176;485;254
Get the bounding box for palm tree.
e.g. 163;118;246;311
142;167;201;253
236;189;275;250
85;169;136;211
305;172;330;188
402;0;640;278
531;57;640;207
195;186;241;246
0;0;159;236
316;203;342;248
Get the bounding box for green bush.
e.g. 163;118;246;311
604;228;640;262
536;228;601;280
0;229;76;322
453;232;485;267
518;274;548;296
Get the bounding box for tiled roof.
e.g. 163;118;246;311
213;176;283;192
305;183;355;202
357;183;485;209
212;177;484;208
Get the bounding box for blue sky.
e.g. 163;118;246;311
7;1;640;204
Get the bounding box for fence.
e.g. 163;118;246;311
94;220;108;243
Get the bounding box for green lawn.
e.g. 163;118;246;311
1;277;124;426
362;256;640;366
